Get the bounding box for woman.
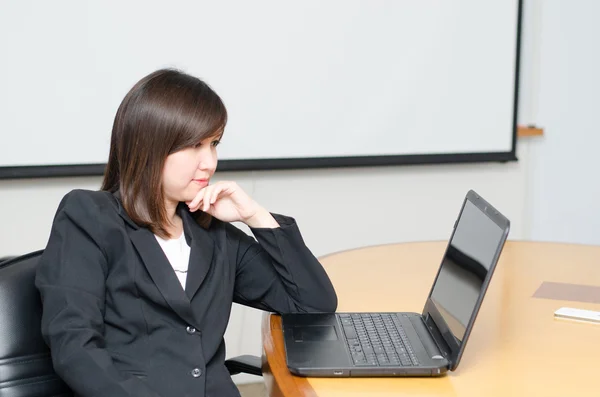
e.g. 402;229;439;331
35;69;338;397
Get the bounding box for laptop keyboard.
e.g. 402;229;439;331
339;313;419;367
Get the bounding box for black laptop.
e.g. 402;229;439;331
281;190;510;377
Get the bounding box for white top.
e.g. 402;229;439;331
154;232;191;289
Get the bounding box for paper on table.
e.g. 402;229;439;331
533;282;600;304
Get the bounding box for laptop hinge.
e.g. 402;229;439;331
422;314;451;359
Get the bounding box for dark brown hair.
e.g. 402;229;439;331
101;69;227;237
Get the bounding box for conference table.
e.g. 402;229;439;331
261;241;600;397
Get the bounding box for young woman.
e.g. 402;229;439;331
35;69;337;397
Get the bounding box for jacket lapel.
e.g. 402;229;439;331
113;192;197;326
180;206;214;300
128;227;197;327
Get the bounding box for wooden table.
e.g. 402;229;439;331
261;241;600;397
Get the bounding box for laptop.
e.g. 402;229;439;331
281;190;510;377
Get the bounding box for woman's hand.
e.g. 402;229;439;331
186;181;279;228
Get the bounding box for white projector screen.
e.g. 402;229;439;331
0;0;522;178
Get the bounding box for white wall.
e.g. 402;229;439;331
0;159;528;258
1;0;598;384
526;0;600;245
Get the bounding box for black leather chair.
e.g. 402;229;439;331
0;251;261;397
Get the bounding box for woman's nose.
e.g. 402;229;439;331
198;150;217;172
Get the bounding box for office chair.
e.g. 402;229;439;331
0;251;261;397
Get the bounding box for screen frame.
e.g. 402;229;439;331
421;189;510;371
0;0;523;180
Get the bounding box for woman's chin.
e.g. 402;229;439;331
180;193;203;206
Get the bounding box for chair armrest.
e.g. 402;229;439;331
224;354;262;376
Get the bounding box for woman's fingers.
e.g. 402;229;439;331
202;186;214;212
187;189;205;210
209;184;221;206
187;181;239;212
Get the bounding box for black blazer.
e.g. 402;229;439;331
35;190;337;397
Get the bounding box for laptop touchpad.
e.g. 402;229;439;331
293;325;338;342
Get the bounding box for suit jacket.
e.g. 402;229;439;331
35;189;337;397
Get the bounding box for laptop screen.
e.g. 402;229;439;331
423;192;509;370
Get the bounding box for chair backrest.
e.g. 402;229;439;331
0;251;73;397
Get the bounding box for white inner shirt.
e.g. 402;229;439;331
154;232;191;289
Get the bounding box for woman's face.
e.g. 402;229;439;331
162;135;221;207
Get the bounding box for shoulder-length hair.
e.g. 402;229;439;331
101;69;227;237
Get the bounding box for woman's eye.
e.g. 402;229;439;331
211;140;221;147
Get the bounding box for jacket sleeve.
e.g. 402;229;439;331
35;191;162;397
228;213;337;314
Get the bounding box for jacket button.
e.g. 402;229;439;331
191;368;202;377
186;326;196;334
